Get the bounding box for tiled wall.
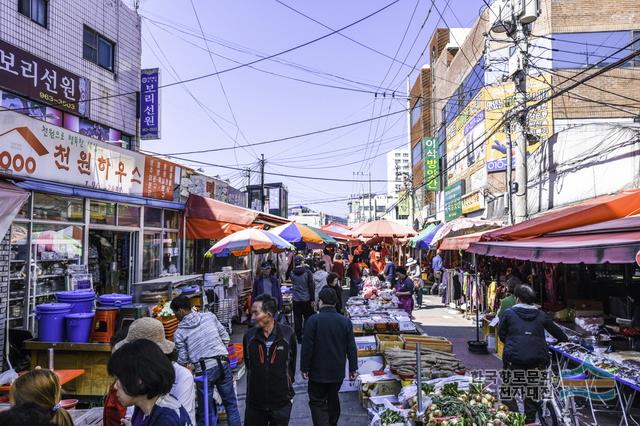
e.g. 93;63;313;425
0;0;141;141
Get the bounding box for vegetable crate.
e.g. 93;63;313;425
358;379;401;408
355;335;377;357
375;334;403;353
401;335;453;353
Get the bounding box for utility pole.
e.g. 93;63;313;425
368;172;372;222
505;122;514;225
512;17;529;223
260;154;265;212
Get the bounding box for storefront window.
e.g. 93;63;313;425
118;204;140;227
144;207;162;228
33;193;84;222
90;201;116;225
17;194;31;218
143;231;161;280
163;231;180;274
164;210;179;229
31;223;84;261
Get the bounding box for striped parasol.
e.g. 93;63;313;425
207;228;295;257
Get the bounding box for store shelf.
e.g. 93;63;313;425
9;297;23;301
37;258;80;263
10;277;26;281
35;292;58;298
36;275;65;279
10;259;26;263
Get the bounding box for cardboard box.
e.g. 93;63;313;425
376;334;403;353
358;373;401;407
355;335;377;357
339;356;384;393
401;334;453;353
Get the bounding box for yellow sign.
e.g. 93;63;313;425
445;93;485;183
397;190;411;217
461;191;483;214
484;75;553;172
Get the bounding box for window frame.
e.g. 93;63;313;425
83;25;115;71
18;0;48;28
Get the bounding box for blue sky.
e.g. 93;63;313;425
133;0;485;216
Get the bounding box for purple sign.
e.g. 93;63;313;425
464;110;485;136
140;68;160;140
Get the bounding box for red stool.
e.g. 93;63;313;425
90;307;118;343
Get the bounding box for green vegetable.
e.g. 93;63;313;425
505;412;526;426
469;382;485;395
442;382;460;397
380;409;404;425
422;383;436;395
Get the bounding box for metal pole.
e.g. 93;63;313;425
513;19;529;223
416;342;424;416
368;172;372;222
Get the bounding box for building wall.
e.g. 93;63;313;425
0;0;141;142
386;147;410;197
0;234;8;371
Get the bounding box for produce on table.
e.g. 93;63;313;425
379;409;405;425
385;347;465;380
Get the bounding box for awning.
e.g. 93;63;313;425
482;189;640;241
0;180;29;242
185;194;288;240
439;230;490;251
409;223;443;249
431;217;502;248
320;222;352;236
468;231;640;264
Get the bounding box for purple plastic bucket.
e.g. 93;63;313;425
65;312;95;343
37;303;72;342
55;290;96;314
98;293;133;308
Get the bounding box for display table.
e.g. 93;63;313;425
550;344;640;426
0;369;85;392
23;340;111;397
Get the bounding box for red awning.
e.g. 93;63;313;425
468;231;640;264
482;189;640;241
185;195;288;240
439;230;490;251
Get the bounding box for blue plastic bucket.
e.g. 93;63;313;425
65;312;95;343
55;290;96;314
98;293;133;308
37;303;72;342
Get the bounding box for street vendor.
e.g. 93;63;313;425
394;267;415;316
253;261;283;311
370;251;385;275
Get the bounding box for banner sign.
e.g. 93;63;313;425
140;68;160;140
397;190;411;217
0;39;91;116
444;181;465;221
423;137;440;191
461;191;483;214
445;94;485;183
0;109;175;200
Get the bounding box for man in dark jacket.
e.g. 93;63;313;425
253;261;283;310
291;255;315;341
498;285;568;424
244;294;297;425
301;287;358;426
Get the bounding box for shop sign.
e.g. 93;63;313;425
485;75;553;173
461;191;483;214
444;181;465;221
140;68;160;140
445;93;485;183
0;110;174;200
0;39;90;116
423;137;439;191
397;190;411;217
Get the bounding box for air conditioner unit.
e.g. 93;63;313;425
515;0;540;24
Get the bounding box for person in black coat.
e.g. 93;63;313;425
326;272;343;314
244;294;297;425
498;285;568;424
301;287;358;426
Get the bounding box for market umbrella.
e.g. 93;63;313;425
430;218;501;249
271;222;335;245
207;228;295;257
351;219;416;240
409;223;443;249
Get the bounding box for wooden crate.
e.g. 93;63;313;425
375;334;403;353
25;340;112;397
401;335;453;353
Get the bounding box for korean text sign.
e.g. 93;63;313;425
140;68;160;140
0;109;174;200
422;137;440;191
444;181;465;222
0;39;90;116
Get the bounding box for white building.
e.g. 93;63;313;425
386;147;411;198
347;194;394;227
0;0;141;147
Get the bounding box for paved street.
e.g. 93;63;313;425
230;295;501;425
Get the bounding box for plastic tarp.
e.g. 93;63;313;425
439;230;490;251
482;189;640;241
410;223;442;250
0;181;29;242
430;218;502;249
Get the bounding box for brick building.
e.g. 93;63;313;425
409;0;640;226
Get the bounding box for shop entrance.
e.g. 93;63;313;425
88;230;137;294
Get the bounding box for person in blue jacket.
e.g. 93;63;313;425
253;261;283;310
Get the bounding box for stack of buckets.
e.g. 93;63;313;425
37;290;96;343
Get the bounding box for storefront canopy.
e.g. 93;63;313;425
468;231;640;264
431;218;502;249
482;189;640;241
439;230;491;251
185;194;288;240
409;223;442;249
0;180;29;242
350;219;416;240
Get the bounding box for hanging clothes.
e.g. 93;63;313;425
452;273;462;301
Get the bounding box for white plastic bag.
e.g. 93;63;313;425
0;369;18;386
